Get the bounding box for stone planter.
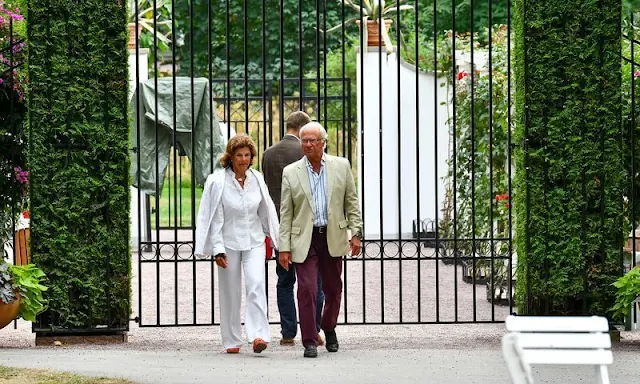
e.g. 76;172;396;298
0;294;21;330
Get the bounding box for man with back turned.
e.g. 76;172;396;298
262;111;325;346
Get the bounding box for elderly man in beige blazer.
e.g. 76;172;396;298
279;122;363;358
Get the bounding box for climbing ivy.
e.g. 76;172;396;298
513;0;624;316
28;0;130;330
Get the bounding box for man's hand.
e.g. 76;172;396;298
279;251;292;271
349;236;362;257
215;253;228;268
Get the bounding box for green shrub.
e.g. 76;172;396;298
28;0;130;330
513;0;624;316
610;266;640;321
442;25;512;276
176;0;345;96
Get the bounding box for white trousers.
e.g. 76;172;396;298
218;244;270;349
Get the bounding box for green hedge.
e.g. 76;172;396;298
28;0;130;330
514;0;624;316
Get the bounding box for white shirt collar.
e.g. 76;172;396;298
226;167;251;178
304;154;326;169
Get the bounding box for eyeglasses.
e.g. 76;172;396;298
301;138;324;144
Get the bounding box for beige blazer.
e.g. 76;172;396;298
279;154;363;263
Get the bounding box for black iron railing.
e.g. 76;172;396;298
126;0;517;327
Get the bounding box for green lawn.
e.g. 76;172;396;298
0;366;136;384
149;183;203;229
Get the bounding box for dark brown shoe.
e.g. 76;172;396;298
324;330;339;352
304;345;318;358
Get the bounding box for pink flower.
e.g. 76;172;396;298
635;71;640;79
14;167;28;185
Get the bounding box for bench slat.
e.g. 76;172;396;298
523;349;613;365
516;333;611;349
506;316;608;332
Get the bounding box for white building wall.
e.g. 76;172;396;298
357;47;451;240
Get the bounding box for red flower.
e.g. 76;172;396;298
22;210;29;219
457;71;468;81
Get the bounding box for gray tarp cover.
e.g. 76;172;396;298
130;77;225;196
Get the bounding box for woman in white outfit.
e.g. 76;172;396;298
195;133;279;354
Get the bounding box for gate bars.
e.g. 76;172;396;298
132;0;515;327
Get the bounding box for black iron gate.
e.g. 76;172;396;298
131;0;516;327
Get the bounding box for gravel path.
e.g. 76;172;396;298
5;229;636;348
134;230;512;327
2;320;640;384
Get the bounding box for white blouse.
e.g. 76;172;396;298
211;168;269;252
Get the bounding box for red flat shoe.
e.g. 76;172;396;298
253;338;267;353
226;347;240;354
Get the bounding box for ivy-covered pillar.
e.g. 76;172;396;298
513;0;624;316
28;0;130;339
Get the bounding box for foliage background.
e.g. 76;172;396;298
513;0;624;316
175;0;346;96
0;0;27;247
28;0;130;330
443;26;512;281
172;0;510;93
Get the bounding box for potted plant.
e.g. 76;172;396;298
610;266;640;323
325;0;414;52
0;260;48;329
127;0;172;50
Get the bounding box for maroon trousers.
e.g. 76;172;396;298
295;229;343;347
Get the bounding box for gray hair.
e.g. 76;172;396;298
299;122;329;142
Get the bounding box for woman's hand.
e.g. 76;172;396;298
279;251;292;271
215;253;228;268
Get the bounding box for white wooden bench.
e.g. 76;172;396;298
502;315;613;384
